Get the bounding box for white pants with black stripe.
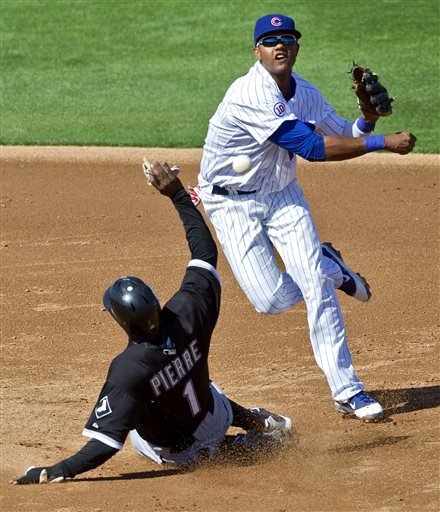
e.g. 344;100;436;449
201;181;364;403
130;382;233;465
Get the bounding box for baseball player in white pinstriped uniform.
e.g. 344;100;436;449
195;14;416;422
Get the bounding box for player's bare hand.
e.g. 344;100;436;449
149;162;184;197
142;157;180;187
384;132;417;155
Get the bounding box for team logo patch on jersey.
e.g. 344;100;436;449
95;396;112;419
271;17;282;27
273;102;286;117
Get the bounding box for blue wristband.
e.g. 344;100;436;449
356;116;375;133
365;134;385;152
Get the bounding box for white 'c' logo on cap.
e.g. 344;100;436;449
271;17;282;26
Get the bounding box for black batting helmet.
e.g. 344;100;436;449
103;276;161;342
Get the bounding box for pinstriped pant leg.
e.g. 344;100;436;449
266;183;364;401
202;191;303;314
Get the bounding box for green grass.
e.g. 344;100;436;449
1;0;439;152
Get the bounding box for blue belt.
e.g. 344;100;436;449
212;185;256;196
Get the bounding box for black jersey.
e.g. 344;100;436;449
83;261;221;451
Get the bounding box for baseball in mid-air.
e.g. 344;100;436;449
232;154;252;174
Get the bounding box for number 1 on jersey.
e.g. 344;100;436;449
183;379;201;416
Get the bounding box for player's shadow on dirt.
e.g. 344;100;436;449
371;385;440;418
74;468;187;482
75;437;290;482
329;435;410;454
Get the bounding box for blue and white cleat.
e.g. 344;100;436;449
335;391;383;422
321;242;372;302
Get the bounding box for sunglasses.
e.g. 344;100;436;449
257;34;297;47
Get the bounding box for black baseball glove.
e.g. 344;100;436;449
350;62;394;117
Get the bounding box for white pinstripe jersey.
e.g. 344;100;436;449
199;61;353;193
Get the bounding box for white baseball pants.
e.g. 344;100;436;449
130;382;233;465
201;181;364;403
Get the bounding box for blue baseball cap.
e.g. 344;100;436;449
254;14;302;46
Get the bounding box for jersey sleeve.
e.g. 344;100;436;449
269;120;325;162
163;261;221;342
315;109;354;137
229;101;297;145
82;379;139;450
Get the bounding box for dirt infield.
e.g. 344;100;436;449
1;147;439;511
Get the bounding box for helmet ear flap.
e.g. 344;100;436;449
103;287;114;317
103;276;161;342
